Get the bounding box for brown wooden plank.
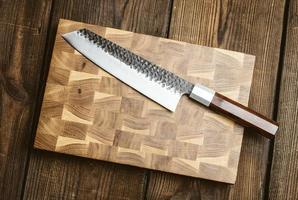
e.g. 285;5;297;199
23;0;173;199
0;0;52;199
268;0;298;199
146;0;286;199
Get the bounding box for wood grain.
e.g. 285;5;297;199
146;0;285;199
23;0;173;199
1;0;292;199
0;0;52;199
33;19;255;184
268;0;298;199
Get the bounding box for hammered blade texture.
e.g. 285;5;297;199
76;28;194;94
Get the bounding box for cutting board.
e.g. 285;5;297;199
34;19;255;183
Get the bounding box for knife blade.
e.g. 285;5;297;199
62;28;278;139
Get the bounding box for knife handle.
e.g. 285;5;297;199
190;84;278;139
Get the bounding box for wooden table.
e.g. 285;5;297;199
0;0;297;199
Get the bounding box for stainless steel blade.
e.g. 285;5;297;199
62;29;194;111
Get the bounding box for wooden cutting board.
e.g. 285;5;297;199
34;19;255;184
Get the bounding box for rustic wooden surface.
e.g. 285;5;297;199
34;19;255;183
0;0;52;199
268;0;298;199
0;0;296;199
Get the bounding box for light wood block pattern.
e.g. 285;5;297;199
34;19;255;183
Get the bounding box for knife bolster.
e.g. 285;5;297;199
190;84;215;106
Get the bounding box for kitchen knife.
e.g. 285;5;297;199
62;28;278;139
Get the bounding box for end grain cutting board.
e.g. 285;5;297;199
34;19;255;184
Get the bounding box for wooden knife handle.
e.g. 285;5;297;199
209;92;278;139
189;84;278;139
